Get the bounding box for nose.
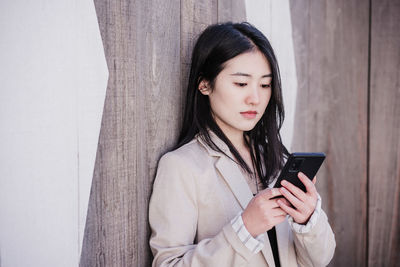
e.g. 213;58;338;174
246;86;260;105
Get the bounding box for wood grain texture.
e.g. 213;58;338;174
217;0;246;23
80;0;181;266
368;0;400;266
80;0;250;266
289;1;369;266
180;0;246;105
181;0;218;110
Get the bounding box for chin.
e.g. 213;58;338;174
240;124;257;132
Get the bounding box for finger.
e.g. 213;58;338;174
259;188;283;200
277;198;301;218
281;179;306;201
312;176;317;185
298;172;317;195
279;187;303;209
277;197;291;207
268;199;281;209
271;208;287;217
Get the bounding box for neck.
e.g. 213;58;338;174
218;126;247;152
212;116;248;152
229;131;247;151
222;128;254;173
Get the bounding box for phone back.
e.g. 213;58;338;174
274;153;325;192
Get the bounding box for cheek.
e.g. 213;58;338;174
262;90;272;106
209;93;230;115
212;88;239;106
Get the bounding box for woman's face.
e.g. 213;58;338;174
200;49;272;138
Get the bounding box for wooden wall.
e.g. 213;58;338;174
80;1;181;266
290;0;399;266
80;0;245;266
79;0;399;266
369;0;400;265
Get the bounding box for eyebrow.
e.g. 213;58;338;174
230;72;272;78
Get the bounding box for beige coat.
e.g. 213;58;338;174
149;133;336;267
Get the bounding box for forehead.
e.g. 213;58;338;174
222;49;272;76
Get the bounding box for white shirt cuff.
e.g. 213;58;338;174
288;193;322;234
230;212;265;254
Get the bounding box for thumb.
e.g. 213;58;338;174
312;176;317;184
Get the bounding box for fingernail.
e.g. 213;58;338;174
281;180;287;185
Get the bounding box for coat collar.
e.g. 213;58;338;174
196;130;253;210
196;130;230;157
196;130;288;267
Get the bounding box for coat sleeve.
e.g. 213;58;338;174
149;153;256;267
292;208;336;267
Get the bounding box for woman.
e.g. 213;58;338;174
149;22;335;267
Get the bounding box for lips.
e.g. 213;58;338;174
240;111;257;114
240;111;258;119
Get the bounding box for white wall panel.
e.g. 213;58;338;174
245;0;297;150
0;1;108;266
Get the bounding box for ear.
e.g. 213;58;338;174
198;80;211;95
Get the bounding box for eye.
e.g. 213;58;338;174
261;84;271;88
235;83;247;87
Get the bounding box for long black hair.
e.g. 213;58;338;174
176;22;289;188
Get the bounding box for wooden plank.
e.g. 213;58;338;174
180;0;246;109
180;0;218;124
368;0;400;266
217;0;246;23
289;0;369;266
80;0;181;266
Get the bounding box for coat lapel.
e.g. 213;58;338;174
197;131;278;267
261;236;276;267
214;148;278;267
214;156;253;210
268;171;290;266
197;131;253;209
275;221;290;267
259;223;290;267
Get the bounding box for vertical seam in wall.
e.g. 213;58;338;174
270;0;272;39
76;84;81;261
180;0;182;101
366;0;372;265
306;0;310;146
216;0;219;22
180;0;183;127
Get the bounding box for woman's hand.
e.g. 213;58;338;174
277;172;318;224
241;188;290;237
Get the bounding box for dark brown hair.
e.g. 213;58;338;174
176;22;289;188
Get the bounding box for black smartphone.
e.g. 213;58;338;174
274;152;326;192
